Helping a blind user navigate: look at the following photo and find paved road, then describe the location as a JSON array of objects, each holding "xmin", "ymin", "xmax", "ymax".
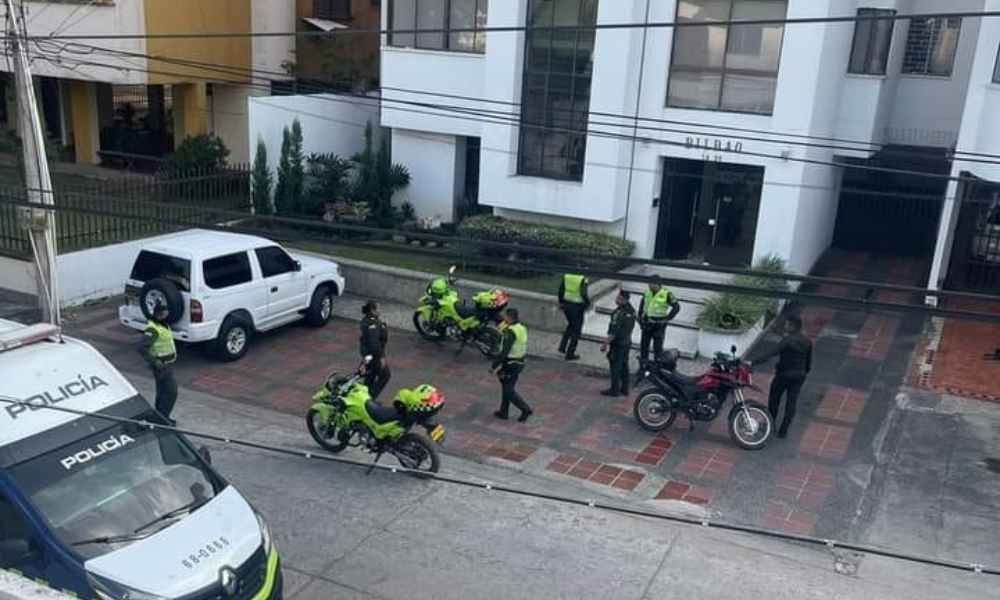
[{"xmin": 121, "ymin": 375, "xmax": 995, "ymax": 600}]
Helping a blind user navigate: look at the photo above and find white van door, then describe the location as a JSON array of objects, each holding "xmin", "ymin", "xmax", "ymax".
[{"xmin": 254, "ymin": 246, "xmax": 308, "ymax": 322}]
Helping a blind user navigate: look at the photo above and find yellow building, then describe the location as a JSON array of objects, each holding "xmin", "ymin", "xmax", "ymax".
[{"xmin": 5, "ymin": 1, "xmax": 295, "ymax": 165}]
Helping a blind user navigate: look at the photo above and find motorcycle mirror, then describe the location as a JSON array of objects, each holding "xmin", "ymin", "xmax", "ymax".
[
  {"xmin": 730, "ymin": 345, "xmax": 738, "ymax": 355},
  {"xmin": 363, "ymin": 355, "xmax": 373, "ymax": 364},
  {"xmin": 448, "ymin": 266, "xmax": 457, "ymax": 275}
]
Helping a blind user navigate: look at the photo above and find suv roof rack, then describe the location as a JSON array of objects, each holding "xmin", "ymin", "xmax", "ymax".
[{"xmin": 0, "ymin": 323, "xmax": 61, "ymax": 353}]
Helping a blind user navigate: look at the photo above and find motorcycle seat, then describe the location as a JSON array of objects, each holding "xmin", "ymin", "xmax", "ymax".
[
  {"xmin": 366, "ymin": 400, "xmax": 400, "ymax": 424},
  {"xmin": 455, "ymin": 301, "xmax": 476, "ymax": 319},
  {"xmin": 665, "ymin": 371, "xmax": 701, "ymax": 388}
]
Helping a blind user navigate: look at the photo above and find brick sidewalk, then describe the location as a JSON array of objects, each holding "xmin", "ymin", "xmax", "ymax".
[{"xmin": 64, "ymin": 250, "xmax": 930, "ymax": 540}]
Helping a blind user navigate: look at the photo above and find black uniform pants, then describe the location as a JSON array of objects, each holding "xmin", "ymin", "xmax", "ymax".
[
  {"xmin": 364, "ymin": 357, "xmax": 391, "ymax": 400},
  {"xmin": 639, "ymin": 320, "xmax": 667, "ymax": 362},
  {"xmin": 153, "ymin": 365, "xmax": 178, "ymax": 421},
  {"xmin": 497, "ymin": 361, "xmax": 530, "ymax": 417},
  {"xmin": 608, "ymin": 345, "xmax": 630, "ymax": 395},
  {"xmin": 768, "ymin": 374, "xmax": 805, "ymax": 435},
  {"xmin": 559, "ymin": 303, "xmax": 585, "ymax": 356}
]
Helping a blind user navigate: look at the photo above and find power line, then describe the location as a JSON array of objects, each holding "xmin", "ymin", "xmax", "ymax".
[
  {"xmin": 7, "ymin": 9, "xmax": 1000, "ymax": 41},
  {"xmin": 0, "ymin": 393, "xmax": 994, "ymax": 576}
]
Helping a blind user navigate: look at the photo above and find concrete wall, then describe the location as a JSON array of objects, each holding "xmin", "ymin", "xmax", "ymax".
[
  {"xmin": 391, "ymin": 129, "xmax": 462, "ymax": 222},
  {"xmin": 252, "ymin": 0, "xmax": 296, "ymax": 77},
  {"xmin": 0, "ymin": 570, "xmax": 73, "ymax": 600},
  {"xmin": 211, "ymin": 84, "xmax": 263, "ymax": 164},
  {"xmin": 247, "ymin": 93, "xmax": 380, "ymax": 185},
  {"xmin": 144, "ymin": 0, "xmax": 252, "ymax": 85}
]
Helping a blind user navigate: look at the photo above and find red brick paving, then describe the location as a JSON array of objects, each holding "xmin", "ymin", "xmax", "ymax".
[
  {"xmin": 674, "ymin": 442, "xmax": 738, "ymax": 483},
  {"xmin": 801, "ymin": 306, "xmax": 836, "ymax": 338},
  {"xmin": 545, "ymin": 454, "xmax": 645, "ymax": 491},
  {"xmin": 848, "ymin": 314, "xmax": 899, "ymax": 361},
  {"xmin": 798, "ymin": 423, "xmax": 853, "ymax": 460},
  {"xmin": 655, "ymin": 480, "xmax": 714, "ymax": 505},
  {"xmin": 762, "ymin": 500, "xmax": 818, "ymax": 536},
  {"xmin": 916, "ymin": 300, "xmax": 1000, "ymax": 401},
  {"xmin": 815, "ymin": 386, "xmax": 867, "ymax": 424},
  {"xmin": 773, "ymin": 462, "xmax": 835, "ymax": 511}
]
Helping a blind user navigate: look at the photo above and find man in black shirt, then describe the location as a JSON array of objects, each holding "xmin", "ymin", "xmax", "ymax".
[
  {"xmin": 359, "ymin": 300, "xmax": 391, "ymax": 399},
  {"xmin": 601, "ymin": 291, "xmax": 636, "ymax": 397},
  {"xmin": 749, "ymin": 314, "xmax": 813, "ymax": 438}
]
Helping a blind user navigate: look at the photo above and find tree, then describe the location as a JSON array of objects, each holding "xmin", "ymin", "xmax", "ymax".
[
  {"xmin": 352, "ymin": 122, "xmax": 410, "ymax": 227},
  {"xmin": 303, "ymin": 153, "xmax": 352, "ymax": 217},
  {"xmin": 160, "ymin": 134, "xmax": 229, "ymax": 174},
  {"xmin": 251, "ymin": 138, "xmax": 273, "ymax": 216},
  {"xmin": 288, "ymin": 119, "xmax": 305, "ymax": 214},
  {"xmin": 274, "ymin": 127, "xmax": 292, "ymax": 215}
]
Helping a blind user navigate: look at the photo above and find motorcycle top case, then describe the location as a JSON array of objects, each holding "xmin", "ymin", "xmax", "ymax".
[
  {"xmin": 473, "ymin": 289, "xmax": 509, "ymax": 310},
  {"xmin": 394, "ymin": 385, "xmax": 445, "ymax": 415}
]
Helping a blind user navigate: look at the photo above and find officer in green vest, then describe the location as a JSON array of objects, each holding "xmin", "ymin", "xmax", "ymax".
[
  {"xmin": 491, "ymin": 308, "xmax": 533, "ymax": 422},
  {"xmin": 638, "ymin": 279, "xmax": 681, "ymax": 367},
  {"xmin": 558, "ymin": 272, "xmax": 590, "ymax": 360},
  {"xmin": 138, "ymin": 303, "xmax": 178, "ymax": 425}
]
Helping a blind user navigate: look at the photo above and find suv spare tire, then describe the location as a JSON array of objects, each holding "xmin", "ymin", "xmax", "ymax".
[{"xmin": 139, "ymin": 278, "xmax": 185, "ymax": 325}]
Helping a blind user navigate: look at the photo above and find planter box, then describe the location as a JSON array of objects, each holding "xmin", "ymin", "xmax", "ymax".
[{"xmin": 697, "ymin": 317, "xmax": 764, "ymax": 358}]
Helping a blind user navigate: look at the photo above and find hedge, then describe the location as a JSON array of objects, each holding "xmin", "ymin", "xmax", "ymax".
[{"xmin": 457, "ymin": 215, "xmax": 634, "ymax": 263}]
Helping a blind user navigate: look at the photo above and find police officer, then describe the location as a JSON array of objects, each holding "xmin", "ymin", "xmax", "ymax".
[
  {"xmin": 359, "ymin": 300, "xmax": 391, "ymax": 400},
  {"xmin": 138, "ymin": 303, "xmax": 178, "ymax": 425},
  {"xmin": 601, "ymin": 290, "xmax": 636, "ymax": 397},
  {"xmin": 557, "ymin": 272, "xmax": 589, "ymax": 361},
  {"xmin": 491, "ymin": 308, "xmax": 532, "ymax": 422},
  {"xmin": 638, "ymin": 279, "xmax": 681, "ymax": 366}
]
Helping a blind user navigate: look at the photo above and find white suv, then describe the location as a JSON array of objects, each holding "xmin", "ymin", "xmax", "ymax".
[{"xmin": 118, "ymin": 229, "xmax": 345, "ymax": 361}]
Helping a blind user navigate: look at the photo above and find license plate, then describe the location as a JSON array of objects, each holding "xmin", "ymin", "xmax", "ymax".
[{"xmin": 429, "ymin": 424, "xmax": 445, "ymax": 442}]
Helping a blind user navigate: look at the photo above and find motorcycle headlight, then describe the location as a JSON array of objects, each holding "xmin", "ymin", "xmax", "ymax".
[
  {"xmin": 88, "ymin": 573, "xmax": 168, "ymax": 600},
  {"xmin": 256, "ymin": 512, "xmax": 273, "ymax": 555}
]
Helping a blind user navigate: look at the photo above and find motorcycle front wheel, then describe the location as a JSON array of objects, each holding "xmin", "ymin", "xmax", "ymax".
[
  {"xmin": 728, "ymin": 402, "xmax": 772, "ymax": 450},
  {"xmin": 306, "ymin": 408, "xmax": 348, "ymax": 453},
  {"xmin": 393, "ymin": 432, "xmax": 441, "ymax": 476},
  {"xmin": 413, "ymin": 310, "xmax": 446, "ymax": 342},
  {"xmin": 633, "ymin": 388, "xmax": 678, "ymax": 432}
]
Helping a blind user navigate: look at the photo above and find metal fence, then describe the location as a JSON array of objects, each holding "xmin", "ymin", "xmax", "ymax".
[{"xmin": 0, "ymin": 166, "xmax": 251, "ymax": 258}]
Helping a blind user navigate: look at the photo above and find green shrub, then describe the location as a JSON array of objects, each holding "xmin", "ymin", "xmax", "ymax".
[
  {"xmin": 696, "ymin": 255, "xmax": 790, "ymax": 332},
  {"xmin": 457, "ymin": 215, "xmax": 634, "ymax": 263},
  {"xmin": 160, "ymin": 134, "xmax": 229, "ymax": 174},
  {"xmin": 251, "ymin": 138, "xmax": 273, "ymax": 216}
]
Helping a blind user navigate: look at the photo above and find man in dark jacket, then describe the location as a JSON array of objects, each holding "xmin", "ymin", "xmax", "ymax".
[
  {"xmin": 557, "ymin": 273, "xmax": 590, "ymax": 361},
  {"xmin": 359, "ymin": 300, "xmax": 391, "ymax": 399},
  {"xmin": 749, "ymin": 314, "xmax": 813, "ymax": 438},
  {"xmin": 601, "ymin": 290, "xmax": 636, "ymax": 397}
]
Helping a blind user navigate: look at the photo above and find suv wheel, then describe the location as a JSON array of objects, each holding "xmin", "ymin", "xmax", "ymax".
[
  {"xmin": 215, "ymin": 317, "xmax": 251, "ymax": 362},
  {"xmin": 305, "ymin": 286, "xmax": 334, "ymax": 327}
]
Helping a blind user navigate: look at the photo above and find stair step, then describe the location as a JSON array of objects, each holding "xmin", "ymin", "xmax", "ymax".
[{"xmin": 579, "ymin": 333, "xmax": 697, "ymax": 360}]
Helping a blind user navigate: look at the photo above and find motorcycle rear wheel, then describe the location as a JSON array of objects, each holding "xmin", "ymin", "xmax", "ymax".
[
  {"xmin": 633, "ymin": 388, "xmax": 678, "ymax": 432},
  {"xmin": 393, "ymin": 432, "xmax": 441, "ymax": 476},
  {"xmin": 306, "ymin": 408, "xmax": 348, "ymax": 453},
  {"xmin": 475, "ymin": 326, "xmax": 503, "ymax": 357},
  {"xmin": 728, "ymin": 402, "xmax": 772, "ymax": 450},
  {"xmin": 413, "ymin": 311, "xmax": 446, "ymax": 342}
]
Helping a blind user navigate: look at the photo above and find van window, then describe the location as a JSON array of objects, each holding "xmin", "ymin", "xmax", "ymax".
[
  {"xmin": 255, "ymin": 246, "xmax": 297, "ymax": 278},
  {"xmin": 8, "ymin": 423, "xmax": 224, "ymax": 560},
  {"xmin": 0, "ymin": 494, "xmax": 45, "ymax": 575},
  {"xmin": 130, "ymin": 251, "xmax": 191, "ymax": 291},
  {"xmin": 203, "ymin": 252, "xmax": 253, "ymax": 289}
]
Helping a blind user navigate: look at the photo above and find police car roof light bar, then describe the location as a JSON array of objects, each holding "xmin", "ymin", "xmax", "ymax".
[{"xmin": 0, "ymin": 323, "xmax": 61, "ymax": 353}]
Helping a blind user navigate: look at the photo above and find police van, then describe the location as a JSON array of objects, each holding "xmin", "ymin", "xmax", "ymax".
[{"xmin": 0, "ymin": 319, "xmax": 282, "ymax": 599}]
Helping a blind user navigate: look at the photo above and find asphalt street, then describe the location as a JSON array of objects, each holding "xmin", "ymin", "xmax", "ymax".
[{"xmin": 126, "ymin": 375, "xmax": 995, "ymax": 600}]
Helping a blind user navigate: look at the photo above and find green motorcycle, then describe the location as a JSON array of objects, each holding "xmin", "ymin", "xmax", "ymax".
[
  {"xmin": 412, "ymin": 266, "xmax": 507, "ymax": 357},
  {"xmin": 306, "ymin": 358, "xmax": 446, "ymax": 474}
]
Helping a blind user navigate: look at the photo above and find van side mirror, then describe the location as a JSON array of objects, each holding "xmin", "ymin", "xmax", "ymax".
[
  {"xmin": 730, "ymin": 345, "xmax": 738, "ymax": 355},
  {"xmin": 198, "ymin": 446, "xmax": 212, "ymax": 465},
  {"xmin": 294, "ymin": 261, "xmax": 302, "ymax": 272},
  {"xmin": 0, "ymin": 539, "xmax": 37, "ymax": 567}
]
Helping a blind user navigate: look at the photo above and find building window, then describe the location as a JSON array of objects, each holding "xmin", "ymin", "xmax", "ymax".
[
  {"xmin": 517, "ymin": 0, "xmax": 598, "ymax": 181},
  {"xmin": 666, "ymin": 0, "xmax": 788, "ymax": 115},
  {"xmin": 314, "ymin": 0, "xmax": 352, "ymax": 20},
  {"xmin": 848, "ymin": 8, "xmax": 895, "ymax": 75},
  {"xmin": 994, "ymin": 44, "xmax": 1000, "ymax": 83},
  {"xmin": 902, "ymin": 17, "xmax": 962, "ymax": 76},
  {"xmin": 388, "ymin": 0, "xmax": 488, "ymax": 53}
]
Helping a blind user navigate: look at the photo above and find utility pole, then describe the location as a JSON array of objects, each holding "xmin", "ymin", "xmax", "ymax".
[{"xmin": 6, "ymin": 0, "xmax": 60, "ymax": 326}]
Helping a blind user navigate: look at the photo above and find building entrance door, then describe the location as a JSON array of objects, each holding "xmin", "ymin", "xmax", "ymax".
[{"xmin": 655, "ymin": 158, "xmax": 763, "ymax": 267}]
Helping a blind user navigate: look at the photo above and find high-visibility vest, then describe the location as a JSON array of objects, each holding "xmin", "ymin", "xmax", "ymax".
[
  {"xmin": 146, "ymin": 321, "xmax": 177, "ymax": 361},
  {"xmin": 643, "ymin": 289, "xmax": 673, "ymax": 319},
  {"xmin": 504, "ymin": 322, "xmax": 528, "ymax": 359},
  {"xmin": 563, "ymin": 274, "xmax": 585, "ymax": 304}
]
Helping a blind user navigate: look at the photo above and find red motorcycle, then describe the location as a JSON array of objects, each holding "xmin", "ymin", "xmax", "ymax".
[{"xmin": 633, "ymin": 346, "xmax": 773, "ymax": 450}]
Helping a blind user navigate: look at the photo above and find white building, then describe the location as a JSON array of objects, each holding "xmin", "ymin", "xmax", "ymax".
[{"xmin": 380, "ymin": 0, "xmax": 1000, "ymax": 294}]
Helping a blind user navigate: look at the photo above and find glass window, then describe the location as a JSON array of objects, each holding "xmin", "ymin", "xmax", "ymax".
[
  {"xmin": 994, "ymin": 44, "xmax": 1000, "ymax": 84},
  {"xmin": 9, "ymin": 423, "xmax": 224, "ymax": 560},
  {"xmin": 666, "ymin": 0, "xmax": 788, "ymax": 115},
  {"xmin": 517, "ymin": 0, "xmax": 598, "ymax": 181},
  {"xmin": 389, "ymin": 0, "xmax": 488, "ymax": 53},
  {"xmin": 255, "ymin": 246, "xmax": 298, "ymax": 278},
  {"xmin": 203, "ymin": 252, "xmax": 253, "ymax": 290},
  {"xmin": 314, "ymin": 0, "xmax": 352, "ymax": 20},
  {"xmin": 902, "ymin": 17, "xmax": 962, "ymax": 77},
  {"xmin": 849, "ymin": 9, "xmax": 895, "ymax": 75},
  {"xmin": 129, "ymin": 251, "xmax": 191, "ymax": 291}
]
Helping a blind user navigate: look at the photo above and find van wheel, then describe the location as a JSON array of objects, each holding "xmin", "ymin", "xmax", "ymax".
[
  {"xmin": 305, "ymin": 286, "xmax": 334, "ymax": 326},
  {"xmin": 215, "ymin": 317, "xmax": 251, "ymax": 362}
]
